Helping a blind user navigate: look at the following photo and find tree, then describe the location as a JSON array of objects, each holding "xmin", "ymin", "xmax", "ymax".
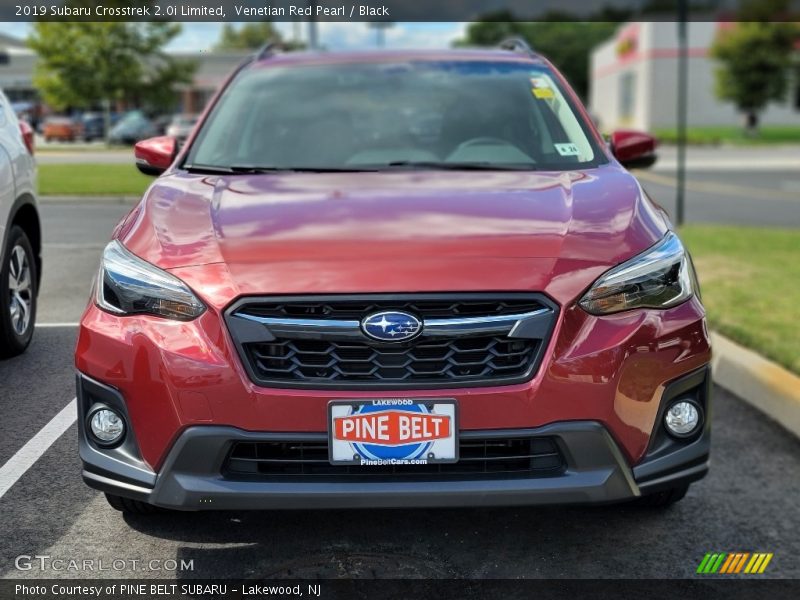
[
  {"xmin": 215, "ymin": 23, "xmax": 305, "ymax": 51},
  {"xmin": 454, "ymin": 16, "xmax": 618, "ymax": 100},
  {"xmin": 710, "ymin": 21, "xmax": 798, "ymax": 134},
  {"xmin": 28, "ymin": 21, "xmax": 196, "ymax": 117}
]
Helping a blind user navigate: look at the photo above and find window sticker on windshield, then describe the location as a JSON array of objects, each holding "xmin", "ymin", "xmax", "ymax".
[
  {"xmin": 555, "ymin": 143, "xmax": 580, "ymax": 156},
  {"xmin": 530, "ymin": 76, "xmax": 555, "ymax": 99}
]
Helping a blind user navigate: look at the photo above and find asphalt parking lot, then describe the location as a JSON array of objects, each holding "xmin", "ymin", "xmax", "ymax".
[
  {"xmin": 1, "ymin": 198, "xmax": 799, "ymax": 580},
  {"xmin": 638, "ymin": 169, "xmax": 800, "ymax": 228}
]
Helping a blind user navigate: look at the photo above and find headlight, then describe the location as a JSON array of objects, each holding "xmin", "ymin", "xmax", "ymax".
[
  {"xmin": 579, "ymin": 232, "xmax": 696, "ymax": 315},
  {"xmin": 95, "ymin": 240, "xmax": 205, "ymax": 320}
]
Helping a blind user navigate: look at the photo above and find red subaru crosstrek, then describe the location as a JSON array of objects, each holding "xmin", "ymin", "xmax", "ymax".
[{"xmin": 76, "ymin": 41, "xmax": 711, "ymax": 515}]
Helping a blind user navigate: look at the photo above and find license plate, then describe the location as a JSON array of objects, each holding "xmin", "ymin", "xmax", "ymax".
[{"xmin": 328, "ymin": 399, "xmax": 458, "ymax": 466}]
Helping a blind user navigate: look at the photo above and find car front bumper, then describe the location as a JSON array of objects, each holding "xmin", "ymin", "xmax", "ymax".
[{"xmin": 78, "ymin": 368, "xmax": 711, "ymax": 511}]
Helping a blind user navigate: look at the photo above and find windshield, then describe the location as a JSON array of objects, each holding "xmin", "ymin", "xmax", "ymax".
[{"xmin": 186, "ymin": 60, "xmax": 606, "ymax": 172}]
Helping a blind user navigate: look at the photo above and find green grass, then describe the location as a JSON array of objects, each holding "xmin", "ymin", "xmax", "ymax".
[
  {"xmin": 680, "ymin": 225, "xmax": 800, "ymax": 374},
  {"xmin": 36, "ymin": 145, "xmax": 130, "ymax": 153},
  {"xmin": 654, "ymin": 126, "xmax": 800, "ymax": 146},
  {"xmin": 38, "ymin": 163, "xmax": 151, "ymax": 196}
]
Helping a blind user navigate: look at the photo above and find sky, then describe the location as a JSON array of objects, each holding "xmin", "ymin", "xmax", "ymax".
[{"xmin": 0, "ymin": 22, "xmax": 468, "ymax": 51}]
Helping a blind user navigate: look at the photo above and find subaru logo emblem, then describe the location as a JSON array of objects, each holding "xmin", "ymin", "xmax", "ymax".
[{"xmin": 361, "ymin": 311, "xmax": 422, "ymax": 342}]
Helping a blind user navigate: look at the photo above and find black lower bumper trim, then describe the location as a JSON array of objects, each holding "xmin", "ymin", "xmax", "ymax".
[
  {"xmin": 633, "ymin": 366, "xmax": 712, "ymax": 494},
  {"xmin": 84, "ymin": 421, "xmax": 643, "ymax": 510}
]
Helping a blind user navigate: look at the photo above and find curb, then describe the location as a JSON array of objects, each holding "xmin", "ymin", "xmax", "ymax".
[
  {"xmin": 39, "ymin": 195, "xmax": 139, "ymax": 205},
  {"xmin": 711, "ymin": 332, "xmax": 800, "ymax": 439}
]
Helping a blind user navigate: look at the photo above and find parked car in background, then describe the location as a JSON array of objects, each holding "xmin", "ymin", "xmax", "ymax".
[
  {"xmin": 0, "ymin": 90, "xmax": 39, "ymax": 358},
  {"xmin": 42, "ymin": 116, "xmax": 83, "ymax": 142},
  {"xmin": 11, "ymin": 101, "xmax": 44, "ymax": 132},
  {"xmin": 108, "ymin": 111, "xmax": 158, "ymax": 145},
  {"xmin": 165, "ymin": 114, "xmax": 199, "ymax": 142},
  {"xmin": 153, "ymin": 114, "xmax": 172, "ymax": 136},
  {"xmin": 81, "ymin": 112, "xmax": 106, "ymax": 142},
  {"xmin": 79, "ymin": 43, "xmax": 709, "ymax": 517}
]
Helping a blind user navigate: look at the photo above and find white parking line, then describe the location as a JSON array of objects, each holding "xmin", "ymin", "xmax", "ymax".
[
  {"xmin": 35, "ymin": 323, "xmax": 80, "ymax": 328},
  {"xmin": 0, "ymin": 399, "xmax": 77, "ymax": 500}
]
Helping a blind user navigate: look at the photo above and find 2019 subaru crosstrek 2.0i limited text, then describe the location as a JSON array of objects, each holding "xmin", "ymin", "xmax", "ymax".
[{"xmin": 76, "ymin": 44, "xmax": 711, "ymax": 515}]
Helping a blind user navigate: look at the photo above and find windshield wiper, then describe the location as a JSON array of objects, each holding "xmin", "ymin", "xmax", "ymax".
[
  {"xmin": 182, "ymin": 164, "xmax": 237, "ymax": 174},
  {"xmin": 184, "ymin": 162, "xmax": 537, "ymax": 174},
  {"xmin": 183, "ymin": 164, "xmax": 378, "ymax": 174},
  {"xmin": 380, "ymin": 161, "xmax": 538, "ymax": 171},
  {"xmin": 183, "ymin": 164, "xmax": 299, "ymax": 174}
]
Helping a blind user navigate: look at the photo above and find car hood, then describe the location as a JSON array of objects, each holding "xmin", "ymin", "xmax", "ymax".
[{"xmin": 118, "ymin": 166, "xmax": 669, "ymax": 308}]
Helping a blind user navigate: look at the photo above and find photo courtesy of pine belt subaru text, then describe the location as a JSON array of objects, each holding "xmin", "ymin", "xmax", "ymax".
[{"xmin": 75, "ymin": 39, "xmax": 711, "ymax": 515}]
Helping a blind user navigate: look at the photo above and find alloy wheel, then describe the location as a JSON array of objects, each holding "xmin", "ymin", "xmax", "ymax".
[{"xmin": 7, "ymin": 244, "xmax": 33, "ymax": 335}]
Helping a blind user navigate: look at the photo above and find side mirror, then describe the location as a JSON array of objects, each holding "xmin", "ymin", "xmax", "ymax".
[
  {"xmin": 610, "ymin": 129, "xmax": 658, "ymax": 169},
  {"xmin": 134, "ymin": 136, "xmax": 177, "ymax": 176}
]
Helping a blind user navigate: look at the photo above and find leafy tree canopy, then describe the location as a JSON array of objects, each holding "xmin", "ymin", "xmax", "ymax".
[
  {"xmin": 215, "ymin": 22, "xmax": 305, "ymax": 51},
  {"xmin": 710, "ymin": 0, "xmax": 798, "ymax": 123},
  {"xmin": 28, "ymin": 20, "xmax": 196, "ymax": 112}
]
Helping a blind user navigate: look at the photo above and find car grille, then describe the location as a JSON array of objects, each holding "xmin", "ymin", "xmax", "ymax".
[
  {"xmin": 223, "ymin": 436, "xmax": 566, "ymax": 481},
  {"xmin": 225, "ymin": 294, "xmax": 558, "ymax": 390},
  {"xmin": 245, "ymin": 336, "xmax": 537, "ymax": 384}
]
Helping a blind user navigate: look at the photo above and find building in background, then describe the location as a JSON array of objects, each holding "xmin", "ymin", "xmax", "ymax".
[
  {"xmin": 0, "ymin": 33, "xmax": 36, "ymax": 104},
  {"xmin": 590, "ymin": 22, "xmax": 800, "ymax": 131}
]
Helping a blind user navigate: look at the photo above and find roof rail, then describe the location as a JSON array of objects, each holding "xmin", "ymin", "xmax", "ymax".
[
  {"xmin": 498, "ymin": 37, "xmax": 535, "ymax": 56},
  {"xmin": 255, "ymin": 41, "xmax": 284, "ymax": 61}
]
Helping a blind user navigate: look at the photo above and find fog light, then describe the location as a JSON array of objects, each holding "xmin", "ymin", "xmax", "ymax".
[
  {"xmin": 89, "ymin": 409, "xmax": 125, "ymax": 445},
  {"xmin": 664, "ymin": 401, "xmax": 701, "ymax": 437}
]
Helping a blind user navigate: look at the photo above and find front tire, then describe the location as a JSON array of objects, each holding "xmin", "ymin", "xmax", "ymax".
[
  {"xmin": 0, "ymin": 226, "xmax": 37, "ymax": 358},
  {"xmin": 105, "ymin": 493, "xmax": 163, "ymax": 515},
  {"xmin": 634, "ymin": 484, "xmax": 689, "ymax": 508}
]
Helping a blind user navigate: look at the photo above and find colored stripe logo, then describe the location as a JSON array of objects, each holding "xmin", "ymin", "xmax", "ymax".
[{"xmin": 696, "ymin": 552, "xmax": 773, "ymax": 574}]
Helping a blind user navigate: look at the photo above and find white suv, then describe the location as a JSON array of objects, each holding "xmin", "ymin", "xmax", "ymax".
[{"xmin": 0, "ymin": 90, "xmax": 39, "ymax": 357}]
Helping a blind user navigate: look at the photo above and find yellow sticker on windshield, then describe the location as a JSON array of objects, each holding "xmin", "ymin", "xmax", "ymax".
[{"xmin": 532, "ymin": 87, "xmax": 554, "ymax": 99}]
